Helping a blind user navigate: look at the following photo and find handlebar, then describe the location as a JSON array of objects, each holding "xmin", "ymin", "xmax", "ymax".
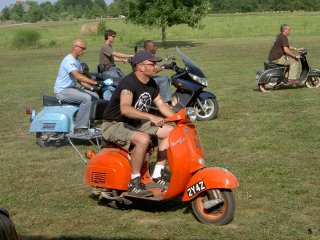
[{"xmin": 299, "ymin": 48, "xmax": 307, "ymax": 56}]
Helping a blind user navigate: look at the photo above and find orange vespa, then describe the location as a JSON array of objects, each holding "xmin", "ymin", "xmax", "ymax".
[{"xmin": 84, "ymin": 108, "xmax": 239, "ymax": 225}]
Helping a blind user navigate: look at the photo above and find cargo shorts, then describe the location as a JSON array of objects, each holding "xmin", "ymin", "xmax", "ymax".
[{"xmin": 101, "ymin": 120, "xmax": 159, "ymax": 151}]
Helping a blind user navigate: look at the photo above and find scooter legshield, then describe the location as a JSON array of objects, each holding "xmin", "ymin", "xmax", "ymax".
[
  {"xmin": 83, "ymin": 148, "xmax": 131, "ymax": 190},
  {"xmin": 182, "ymin": 167, "xmax": 239, "ymax": 201}
]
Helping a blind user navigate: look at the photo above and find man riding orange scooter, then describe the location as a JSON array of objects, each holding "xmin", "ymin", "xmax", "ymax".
[{"xmin": 101, "ymin": 50, "xmax": 175, "ymax": 197}]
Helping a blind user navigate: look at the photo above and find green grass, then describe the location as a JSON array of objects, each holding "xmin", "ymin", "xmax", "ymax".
[{"xmin": 0, "ymin": 13, "xmax": 320, "ymax": 239}]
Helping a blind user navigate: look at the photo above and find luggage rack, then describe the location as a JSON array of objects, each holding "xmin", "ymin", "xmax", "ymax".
[{"xmin": 67, "ymin": 100, "xmax": 109, "ymax": 163}]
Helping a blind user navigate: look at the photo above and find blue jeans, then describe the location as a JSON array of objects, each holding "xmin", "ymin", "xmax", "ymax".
[
  {"xmin": 154, "ymin": 75, "xmax": 171, "ymax": 102},
  {"xmin": 99, "ymin": 66, "xmax": 125, "ymax": 79},
  {"xmin": 56, "ymin": 88, "xmax": 99, "ymax": 128}
]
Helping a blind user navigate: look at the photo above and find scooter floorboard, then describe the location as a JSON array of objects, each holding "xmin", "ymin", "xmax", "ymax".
[{"xmin": 123, "ymin": 192, "xmax": 166, "ymax": 201}]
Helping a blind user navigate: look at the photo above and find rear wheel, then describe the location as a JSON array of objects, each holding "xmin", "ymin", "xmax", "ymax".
[
  {"xmin": 191, "ymin": 189, "xmax": 235, "ymax": 225},
  {"xmin": 193, "ymin": 98, "xmax": 218, "ymax": 121},
  {"xmin": 306, "ymin": 76, "xmax": 320, "ymax": 88},
  {"xmin": 36, "ymin": 132, "xmax": 65, "ymax": 147},
  {"xmin": 259, "ymin": 83, "xmax": 275, "ymax": 92}
]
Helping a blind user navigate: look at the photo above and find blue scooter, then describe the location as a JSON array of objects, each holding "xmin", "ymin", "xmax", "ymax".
[
  {"xmin": 26, "ymin": 96, "xmax": 108, "ymax": 148},
  {"xmin": 25, "ymin": 75, "xmax": 119, "ymax": 147}
]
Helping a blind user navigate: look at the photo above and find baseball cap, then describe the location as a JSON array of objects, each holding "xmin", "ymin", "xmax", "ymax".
[{"xmin": 131, "ymin": 50, "xmax": 162, "ymax": 65}]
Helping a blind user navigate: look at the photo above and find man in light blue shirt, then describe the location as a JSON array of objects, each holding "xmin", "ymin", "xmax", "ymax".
[{"xmin": 54, "ymin": 39, "xmax": 99, "ymax": 133}]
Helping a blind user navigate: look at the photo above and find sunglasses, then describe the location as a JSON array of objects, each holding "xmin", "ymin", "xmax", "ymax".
[
  {"xmin": 140, "ymin": 63, "xmax": 158, "ymax": 67},
  {"xmin": 110, "ymin": 35, "xmax": 116, "ymax": 38},
  {"xmin": 0, "ymin": 208, "xmax": 10, "ymax": 218},
  {"xmin": 75, "ymin": 45, "xmax": 86, "ymax": 50}
]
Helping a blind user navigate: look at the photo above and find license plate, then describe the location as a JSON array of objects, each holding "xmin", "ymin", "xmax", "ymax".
[{"xmin": 186, "ymin": 180, "xmax": 206, "ymax": 197}]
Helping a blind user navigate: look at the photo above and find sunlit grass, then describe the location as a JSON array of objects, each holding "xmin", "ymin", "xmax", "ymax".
[{"xmin": 0, "ymin": 12, "xmax": 320, "ymax": 240}]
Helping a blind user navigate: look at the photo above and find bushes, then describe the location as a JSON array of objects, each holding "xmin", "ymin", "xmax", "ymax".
[
  {"xmin": 97, "ymin": 20, "xmax": 107, "ymax": 35},
  {"xmin": 11, "ymin": 29, "xmax": 41, "ymax": 49}
]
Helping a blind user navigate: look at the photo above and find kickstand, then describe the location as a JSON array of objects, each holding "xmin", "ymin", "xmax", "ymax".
[{"xmin": 67, "ymin": 137, "xmax": 87, "ymax": 164}]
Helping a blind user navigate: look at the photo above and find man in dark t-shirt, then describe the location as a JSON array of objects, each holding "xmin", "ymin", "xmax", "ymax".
[
  {"xmin": 268, "ymin": 24, "xmax": 303, "ymax": 83},
  {"xmin": 102, "ymin": 50, "xmax": 175, "ymax": 197}
]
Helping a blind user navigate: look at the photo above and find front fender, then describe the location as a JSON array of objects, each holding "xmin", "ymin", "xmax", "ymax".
[
  {"xmin": 182, "ymin": 167, "xmax": 239, "ymax": 201},
  {"xmin": 198, "ymin": 91, "xmax": 216, "ymax": 101}
]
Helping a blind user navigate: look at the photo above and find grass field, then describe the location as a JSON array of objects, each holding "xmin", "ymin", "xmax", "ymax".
[{"xmin": 0, "ymin": 12, "xmax": 320, "ymax": 239}]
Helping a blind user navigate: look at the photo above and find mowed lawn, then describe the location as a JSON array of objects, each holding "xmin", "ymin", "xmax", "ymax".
[{"xmin": 0, "ymin": 12, "xmax": 319, "ymax": 239}]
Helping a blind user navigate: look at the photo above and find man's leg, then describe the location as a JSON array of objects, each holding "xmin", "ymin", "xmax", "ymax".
[
  {"xmin": 130, "ymin": 131, "xmax": 151, "ymax": 175},
  {"xmin": 56, "ymin": 88, "xmax": 99, "ymax": 128},
  {"xmin": 273, "ymin": 56, "xmax": 299, "ymax": 80},
  {"xmin": 154, "ymin": 76, "xmax": 172, "ymax": 103},
  {"xmin": 101, "ymin": 122, "xmax": 153, "ymax": 196},
  {"xmin": 288, "ymin": 58, "xmax": 299, "ymax": 80},
  {"xmin": 152, "ymin": 124, "xmax": 174, "ymax": 180}
]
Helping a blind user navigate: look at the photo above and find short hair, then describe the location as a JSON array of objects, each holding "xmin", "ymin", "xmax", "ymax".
[
  {"xmin": 144, "ymin": 40, "xmax": 155, "ymax": 49},
  {"xmin": 280, "ymin": 24, "xmax": 289, "ymax": 32},
  {"xmin": 104, "ymin": 29, "xmax": 116, "ymax": 40}
]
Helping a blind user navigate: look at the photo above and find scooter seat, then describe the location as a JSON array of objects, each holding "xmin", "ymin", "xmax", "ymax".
[
  {"xmin": 89, "ymin": 100, "xmax": 109, "ymax": 120},
  {"xmin": 43, "ymin": 95, "xmax": 79, "ymax": 106},
  {"xmin": 264, "ymin": 62, "xmax": 285, "ymax": 70}
]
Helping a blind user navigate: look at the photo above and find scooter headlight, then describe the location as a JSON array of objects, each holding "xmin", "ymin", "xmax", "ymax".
[
  {"xmin": 199, "ymin": 158, "xmax": 206, "ymax": 165},
  {"xmin": 185, "ymin": 107, "xmax": 197, "ymax": 122},
  {"xmin": 188, "ymin": 73, "xmax": 208, "ymax": 86}
]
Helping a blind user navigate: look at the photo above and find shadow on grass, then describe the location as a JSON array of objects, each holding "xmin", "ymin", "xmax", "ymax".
[
  {"xmin": 253, "ymin": 84, "xmax": 307, "ymax": 92},
  {"xmin": 90, "ymin": 193, "xmax": 191, "ymax": 215},
  {"xmin": 20, "ymin": 236, "xmax": 172, "ymax": 240},
  {"xmin": 132, "ymin": 40, "xmax": 204, "ymax": 51}
]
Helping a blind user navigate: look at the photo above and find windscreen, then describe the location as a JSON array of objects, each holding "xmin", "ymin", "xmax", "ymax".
[{"xmin": 176, "ymin": 47, "xmax": 206, "ymax": 78}]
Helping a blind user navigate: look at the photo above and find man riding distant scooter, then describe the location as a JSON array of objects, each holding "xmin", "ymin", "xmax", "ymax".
[
  {"xmin": 268, "ymin": 24, "xmax": 304, "ymax": 84},
  {"xmin": 144, "ymin": 40, "xmax": 173, "ymax": 106}
]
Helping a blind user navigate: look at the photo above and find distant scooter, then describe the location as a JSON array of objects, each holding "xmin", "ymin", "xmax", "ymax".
[
  {"xmin": 163, "ymin": 47, "xmax": 218, "ymax": 121},
  {"xmin": 26, "ymin": 96, "xmax": 108, "ymax": 147},
  {"xmin": 256, "ymin": 49, "xmax": 320, "ymax": 92},
  {"xmin": 83, "ymin": 108, "xmax": 239, "ymax": 224}
]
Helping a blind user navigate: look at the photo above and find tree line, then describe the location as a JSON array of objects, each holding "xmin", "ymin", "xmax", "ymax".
[
  {"xmin": 0, "ymin": 0, "xmax": 107, "ymax": 22},
  {"xmin": 1, "ymin": 0, "xmax": 320, "ymax": 23},
  {"xmin": 210, "ymin": 0, "xmax": 320, "ymax": 13}
]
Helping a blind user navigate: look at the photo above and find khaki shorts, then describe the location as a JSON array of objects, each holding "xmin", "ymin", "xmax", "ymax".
[{"xmin": 101, "ymin": 120, "xmax": 159, "ymax": 151}]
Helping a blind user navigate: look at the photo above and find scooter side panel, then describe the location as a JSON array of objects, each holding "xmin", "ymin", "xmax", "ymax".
[
  {"xmin": 30, "ymin": 106, "xmax": 78, "ymax": 133},
  {"xmin": 181, "ymin": 167, "xmax": 239, "ymax": 201},
  {"xmin": 83, "ymin": 149, "xmax": 131, "ymax": 190},
  {"xmin": 258, "ymin": 68, "xmax": 285, "ymax": 84},
  {"xmin": 175, "ymin": 78, "xmax": 203, "ymax": 92}
]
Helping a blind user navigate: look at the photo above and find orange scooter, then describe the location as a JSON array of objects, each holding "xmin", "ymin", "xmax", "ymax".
[{"xmin": 84, "ymin": 108, "xmax": 239, "ymax": 225}]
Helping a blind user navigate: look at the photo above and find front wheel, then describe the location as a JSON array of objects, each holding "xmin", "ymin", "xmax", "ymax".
[
  {"xmin": 191, "ymin": 189, "xmax": 235, "ymax": 225},
  {"xmin": 306, "ymin": 76, "xmax": 320, "ymax": 88},
  {"xmin": 193, "ymin": 98, "xmax": 218, "ymax": 121}
]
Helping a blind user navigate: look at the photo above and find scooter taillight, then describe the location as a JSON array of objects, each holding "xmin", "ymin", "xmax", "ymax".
[
  {"xmin": 25, "ymin": 108, "xmax": 32, "ymax": 115},
  {"xmin": 85, "ymin": 150, "xmax": 96, "ymax": 159}
]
